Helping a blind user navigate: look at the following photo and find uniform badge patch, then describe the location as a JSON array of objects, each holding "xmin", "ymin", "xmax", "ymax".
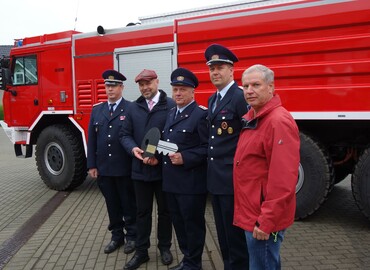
[{"xmin": 221, "ymin": 121, "xmax": 228, "ymax": 130}]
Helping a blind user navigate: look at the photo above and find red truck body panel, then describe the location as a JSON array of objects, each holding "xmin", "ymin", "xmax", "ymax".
[{"xmin": 175, "ymin": 0, "xmax": 370, "ymax": 113}]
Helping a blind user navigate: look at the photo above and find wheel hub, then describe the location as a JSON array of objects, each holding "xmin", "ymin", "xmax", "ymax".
[
  {"xmin": 44, "ymin": 142, "xmax": 65, "ymax": 175},
  {"xmin": 296, "ymin": 163, "xmax": 304, "ymax": 193}
]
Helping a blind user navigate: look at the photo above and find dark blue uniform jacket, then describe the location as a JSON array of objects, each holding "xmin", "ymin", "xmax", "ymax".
[
  {"xmin": 87, "ymin": 99, "xmax": 132, "ymax": 177},
  {"xmin": 207, "ymin": 82, "xmax": 248, "ymax": 194},
  {"xmin": 162, "ymin": 102, "xmax": 209, "ymax": 194},
  {"xmin": 120, "ymin": 90, "xmax": 176, "ymax": 181}
]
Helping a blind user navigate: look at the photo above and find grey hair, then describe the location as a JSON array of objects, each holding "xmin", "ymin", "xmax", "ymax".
[{"xmin": 242, "ymin": 64, "xmax": 274, "ymax": 84}]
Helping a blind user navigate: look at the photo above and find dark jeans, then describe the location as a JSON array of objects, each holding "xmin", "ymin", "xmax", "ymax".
[
  {"xmin": 133, "ymin": 180, "xmax": 172, "ymax": 254},
  {"xmin": 245, "ymin": 230, "xmax": 285, "ymax": 270},
  {"xmin": 97, "ymin": 175, "xmax": 137, "ymax": 242}
]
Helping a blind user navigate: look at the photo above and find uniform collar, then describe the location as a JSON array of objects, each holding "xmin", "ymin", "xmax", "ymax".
[
  {"xmin": 177, "ymin": 100, "xmax": 194, "ymax": 113},
  {"xmin": 108, "ymin": 97, "xmax": 123, "ymax": 106},
  {"xmin": 217, "ymin": 80, "xmax": 235, "ymax": 99}
]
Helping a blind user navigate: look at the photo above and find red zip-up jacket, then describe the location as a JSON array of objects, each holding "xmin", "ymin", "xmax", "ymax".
[{"xmin": 233, "ymin": 94, "xmax": 300, "ymax": 234}]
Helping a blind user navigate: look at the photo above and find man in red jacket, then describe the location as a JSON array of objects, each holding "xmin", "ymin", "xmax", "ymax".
[{"xmin": 233, "ymin": 64, "xmax": 300, "ymax": 269}]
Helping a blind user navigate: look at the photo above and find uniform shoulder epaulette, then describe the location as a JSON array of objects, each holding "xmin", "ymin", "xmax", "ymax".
[
  {"xmin": 170, "ymin": 106, "xmax": 176, "ymax": 111},
  {"xmin": 93, "ymin": 101, "xmax": 104, "ymax": 107},
  {"xmin": 198, "ymin": 105, "xmax": 208, "ymax": 110}
]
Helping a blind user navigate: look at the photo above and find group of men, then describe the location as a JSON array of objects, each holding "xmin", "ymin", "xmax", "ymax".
[{"xmin": 87, "ymin": 44, "xmax": 300, "ymax": 270}]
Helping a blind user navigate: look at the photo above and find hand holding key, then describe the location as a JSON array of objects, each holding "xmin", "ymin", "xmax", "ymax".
[
  {"xmin": 141, "ymin": 127, "xmax": 178, "ymax": 157},
  {"xmin": 169, "ymin": 152, "xmax": 183, "ymax": 165}
]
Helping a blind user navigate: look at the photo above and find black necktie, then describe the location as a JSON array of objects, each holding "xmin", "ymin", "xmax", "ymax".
[
  {"xmin": 175, "ymin": 110, "xmax": 180, "ymax": 120},
  {"xmin": 109, "ymin": 103, "xmax": 116, "ymax": 116},
  {"xmin": 216, "ymin": 93, "xmax": 222, "ymax": 106},
  {"xmin": 213, "ymin": 93, "xmax": 221, "ymax": 112}
]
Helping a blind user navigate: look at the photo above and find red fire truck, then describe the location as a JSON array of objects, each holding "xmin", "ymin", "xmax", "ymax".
[{"xmin": 1, "ymin": 0, "xmax": 370, "ymax": 220}]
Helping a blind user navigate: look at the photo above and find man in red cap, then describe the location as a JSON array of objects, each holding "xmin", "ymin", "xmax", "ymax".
[{"xmin": 120, "ymin": 69, "xmax": 175, "ymax": 270}]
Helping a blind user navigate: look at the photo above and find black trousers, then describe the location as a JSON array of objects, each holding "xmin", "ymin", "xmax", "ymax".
[
  {"xmin": 97, "ymin": 175, "xmax": 137, "ymax": 242},
  {"xmin": 133, "ymin": 180, "xmax": 172, "ymax": 254},
  {"xmin": 212, "ymin": 194, "xmax": 249, "ymax": 270},
  {"xmin": 167, "ymin": 193, "xmax": 207, "ymax": 270}
]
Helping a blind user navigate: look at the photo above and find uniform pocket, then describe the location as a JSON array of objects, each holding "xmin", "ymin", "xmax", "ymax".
[
  {"xmin": 176, "ymin": 126, "xmax": 195, "ymax": 143},
  {"xmin": 93, "ymin": 122, "xmax": 103, "ymax": 133}
]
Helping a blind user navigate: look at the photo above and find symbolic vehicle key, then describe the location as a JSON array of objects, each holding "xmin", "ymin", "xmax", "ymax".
[{"xmin": 141, "ymin": 127, "xmax": 178, "ymax": 157}]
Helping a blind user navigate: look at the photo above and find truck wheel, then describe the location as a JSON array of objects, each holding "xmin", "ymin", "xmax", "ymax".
[
  {"xmin": 295, "ymin": 133, "xmax": 334, "ymax": 219},
  {"xmin": 35, "ymin": 124, "xmax": 87, "ymax": 191},
  {"xmin": 351, "ymin": 147, "xmax": 370, "ymax": 219}
]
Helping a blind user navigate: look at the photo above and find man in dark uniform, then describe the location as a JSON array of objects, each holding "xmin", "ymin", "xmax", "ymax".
[
  {"xmin": 162, "ymin": 68, "xmax": 209, "ymax": 270},
  {"xmin": 87, "ymin": 69, "xmax": 137, "ymax": 255},
  {"xmin": 204, "ymin": 44, "xmax": 249, "ymax": 270},
  {"xmin": 120, "ymin": 69, "xmax": 175, "ymax": 270}
]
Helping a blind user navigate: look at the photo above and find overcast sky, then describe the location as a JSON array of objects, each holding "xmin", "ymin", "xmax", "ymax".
[{"xmin": 0, "ymin": 0, "xmax": 237, "ymax": 45}]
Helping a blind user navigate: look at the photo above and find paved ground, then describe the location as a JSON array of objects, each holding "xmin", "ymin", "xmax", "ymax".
[{"xmin": 0, "ymin": 128, "xmax": 370, "ymax": 270}]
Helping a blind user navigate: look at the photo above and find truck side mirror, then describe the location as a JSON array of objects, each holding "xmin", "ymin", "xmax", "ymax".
[
  {"xmin": 1, "ymin": 68, "xmax": 12, "ymax": 90},
  {"xmin": 1, "ymin": 68, "xmax": 17, "ymax": 96}
]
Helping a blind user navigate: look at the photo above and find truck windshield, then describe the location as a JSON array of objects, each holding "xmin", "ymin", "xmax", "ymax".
[{"xmin": 13, "ymin": 55, "xmax": 37, "ymax": 85}]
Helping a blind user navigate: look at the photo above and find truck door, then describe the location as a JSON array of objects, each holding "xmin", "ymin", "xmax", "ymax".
[
  {"xmin": 8, "ymin": 55, "xmax": 40, "ymax": 127},
  {"xmin": 114, "ymin": 42, "xmax": 176, "ymax": 101}
]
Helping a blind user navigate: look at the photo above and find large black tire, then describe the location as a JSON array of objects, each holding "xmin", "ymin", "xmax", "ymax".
[
  {"xmin": 295, "ymin": 133, "xmax": 334, "ymax": 219},
  {"xmin": 35, "ymin": 124, "xmax": 87, "ymax": 191},
  {"xmin": 351, "ymin": 147, "xmax": 370, "ymax": 220}
]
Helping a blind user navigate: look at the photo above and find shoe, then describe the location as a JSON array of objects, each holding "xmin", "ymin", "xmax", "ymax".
[
  {"xmin": 160, "ymin": 249, "xmax": 173, "ymax": 265},
  {"xmin": 169, "ymin": 261, "xmax": 184, "ymax": 270},
  {"xmin": 123, "ymin": 252, "xmax": 150, "ymax": 270},
  {"xmin": 104, "ymin": 240, "xmax": 123, "ymax": 254},
  {"xmin": 123, "ymin": 240, "xmax": 136, "ymax": 254}
]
